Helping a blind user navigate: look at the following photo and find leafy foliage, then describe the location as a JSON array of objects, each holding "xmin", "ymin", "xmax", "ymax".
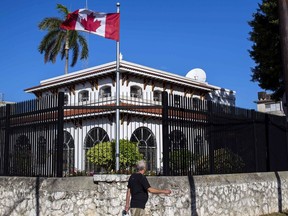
[
  {"xmin": 196, "ymin": 148, "xmax": 245, "ymax": 174},
  {"xmin": 38, "ymin": 4, "xmax": 88, "ymax": 73},
  {"xmin": 86, "ymin": 139, "xmax": 143, "ymax": 173},
  {"xmin": 86, "ymin": 141, "xmax": 114, "ymax": 171},
  {"xmin": 248, "ymin": 0, "xmax": 284, "ymax": 99},
  {"xmin": 118, "ymin": 139, "xmax": 143, "ymax": 170},
  {"xmin": 169, "ymin": 149, "xmax": 194, "ymax": 170}
]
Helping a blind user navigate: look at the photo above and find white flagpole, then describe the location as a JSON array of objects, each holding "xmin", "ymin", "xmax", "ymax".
[{"xmin": 115, "ymin": 2, "xmax": 120, "ymax": 171}]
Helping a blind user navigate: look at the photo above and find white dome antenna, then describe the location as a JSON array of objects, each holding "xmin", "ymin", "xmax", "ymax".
[{"xmin": 186, "ymin": 68, "xmax": 206, "ymax": 82}]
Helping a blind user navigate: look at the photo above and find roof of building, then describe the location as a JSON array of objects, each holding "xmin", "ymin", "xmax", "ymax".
[{"xmin": 25, "ymin": 60, "xmax": 221, "ymax": 94}]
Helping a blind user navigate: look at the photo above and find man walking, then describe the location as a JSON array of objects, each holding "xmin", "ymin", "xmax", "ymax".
[{"xmin": 124, "ymin": 160, "xmax": 171, "ymax": 216}]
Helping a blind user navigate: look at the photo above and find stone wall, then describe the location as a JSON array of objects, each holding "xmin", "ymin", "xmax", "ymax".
[{"xmin": 0, "ymin": 172, "xmax": 287, "ymax": 216}]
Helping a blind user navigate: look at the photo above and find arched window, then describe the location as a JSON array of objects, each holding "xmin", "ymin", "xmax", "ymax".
[
  {"xmin": 130, "ymin": 127, "xmax": 157, "ymax": 171},
  {"xmin": 13, "ymin": 135, "xmax": 32, "ymax": 175},
  {"xmin": 130, "ymin": 86, "xmax": 142, "ymax": 98},
  {"xmin": 78, "ymin": 90, "xmax": 89, "ymax": 102},
  {"xmin": 194, "ymin": 134, "xmax": 204, "ymax": 155},
  {"xmin": 63, "ymin": 131, "xmax": 75, "ymax": 175},
  {"xmin": 84, "ymin": 127, "xmax": 110, "ymax": 172},
  {"xmin": 169, "ymin": 130, "xmax": 186, "ymax": 150},
  {"xmin": 153, "ymin": 90, "xmax": 162, "ymax": 102},
  {"xmin": 99, "ymin": 86, "xmax": 111, "ymax": 98}
]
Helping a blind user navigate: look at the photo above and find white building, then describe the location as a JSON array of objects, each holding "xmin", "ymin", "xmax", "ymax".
[
  {"xmin": 25, "ymin": 60, "xmax": 236, "ymax": 173},
  {"xmin": 255, "ymin": 92, "xmax": 285, "ymax": 116}
]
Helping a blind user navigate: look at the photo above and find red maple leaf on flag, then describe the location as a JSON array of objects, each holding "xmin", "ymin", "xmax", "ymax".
[{"xmin": 80, "ymin": 13, "xmax": 101, "ymax": 32}]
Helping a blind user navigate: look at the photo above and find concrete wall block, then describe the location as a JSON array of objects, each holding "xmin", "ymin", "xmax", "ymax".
[{"xmin": 0, "ymin": 172, "xmax": 288, "ymax": 215}]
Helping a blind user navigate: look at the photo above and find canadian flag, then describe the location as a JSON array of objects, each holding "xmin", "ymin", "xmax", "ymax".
[{"xmin": 60, "ymin": 9, "xmax": 120, "ymax": 41}]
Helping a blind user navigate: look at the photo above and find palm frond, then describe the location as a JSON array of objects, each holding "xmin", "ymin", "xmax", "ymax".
[
  {"xmin": 44, "ymin": 39, "xmax": 57, "ymax": 63},
  {"xmin": 70, "ymin": 42, "xmax": 79, "ymax": 67},
  {"xmin": 38, "ymin": 30, "xmax": 61, "ymax": 53},
  {"xmin": 60, "ymin": 43, "xmax": 66, "ymax": 60},
  {"xmin": 56, "ymin": 4, "xmax": 69, "ymax": 17},
  {"xmin": 50, "ymin": 32, "xmax": 66, "ymax": 61},
  {"xmin": 38, "ymin": 4, "xmax": 89, "ymax": 73},
  {"xmin": 38, "ymin": 17, "xmax": 62, "ymax": 31},
  {"xmin": 39, "ymin": 30, "xmax": 65, "ymax": 64},
  {"xmin": 78, "ymin": 34, "xmax": 89, "ymax": 60},
  {"xmin": 68, "ymin": 31, "xmax": 78, "ymax": 47}
]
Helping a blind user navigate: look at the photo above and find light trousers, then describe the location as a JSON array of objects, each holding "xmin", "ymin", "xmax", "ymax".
[{"xmin": 130, "ymin": 208, "xmax": 147, "ymax": 216}]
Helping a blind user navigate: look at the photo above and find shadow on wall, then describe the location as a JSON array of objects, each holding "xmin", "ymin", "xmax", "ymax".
[
  {"xmin": 188, "ymin": 172, "xmax": 284, "ymax": 216},
  {"xmin": 36, "ymin": 176, "xmax": 40, "ymax": 216},
  {"xmin": 3, "ymin": 176, "xmax": 41, "ymax": 216},
  {"xmin": 188, "ymin": 175, "xmax": 198, "ymax": 216},
  {"xmin": 275, "ymin": 172, "xmax": 283, "ymax": 213}
]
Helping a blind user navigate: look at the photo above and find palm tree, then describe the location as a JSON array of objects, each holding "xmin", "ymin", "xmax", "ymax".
[{"xmin": 38, "ymin": 4, "xmax": 88, "ymax": 74}]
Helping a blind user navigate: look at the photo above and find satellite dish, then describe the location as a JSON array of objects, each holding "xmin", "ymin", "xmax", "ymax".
[{"xmin": 186, "ymin": 68, "xmax": 206, "ymax": 82}]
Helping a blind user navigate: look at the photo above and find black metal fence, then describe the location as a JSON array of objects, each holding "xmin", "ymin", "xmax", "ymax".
[
  {"xmin": 0, "ymin": 92, "xmax": 287, "ymax": 177},
  {"xmin": 0, "ymin": 94, "xmax": 64, "ymax": 177},
  {"xmin": 162, "ymin": 92, "xmax": 288, "ymax": 176}
]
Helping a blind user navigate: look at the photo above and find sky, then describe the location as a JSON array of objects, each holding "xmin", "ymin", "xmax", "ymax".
[{"xmin": 0, "ymin": 0, "xmax": 263, "ymax": 109}]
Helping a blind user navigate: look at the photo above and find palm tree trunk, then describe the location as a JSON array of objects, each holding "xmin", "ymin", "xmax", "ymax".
[{"xmin": 65, "ymin": 35, "xmax": 69, "ymax": 75}]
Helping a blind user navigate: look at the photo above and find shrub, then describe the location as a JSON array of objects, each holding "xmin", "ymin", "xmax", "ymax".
[
  {"xmin": 169, "ymin": 149, "xmax": 197, "ymax": 174},
  {"xmin": 196, "ymin": 148, "xmax": 245, "ymax": 174},
  {"xmin": 86, "ymin": 139, "xmax": 143, "ymax": 173}
]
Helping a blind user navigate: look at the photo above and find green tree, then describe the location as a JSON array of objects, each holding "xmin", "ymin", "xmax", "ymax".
[
  {"xmin": 38, "ymin": 4, "xmax": 88, "ymax": 74},
  {"xmin": 248, "ymin": 0, "xmax": 283, "ymax": 99},
  {"xmin": 86, "ymin": 139, "xmax": 143, "ymax": 172}
]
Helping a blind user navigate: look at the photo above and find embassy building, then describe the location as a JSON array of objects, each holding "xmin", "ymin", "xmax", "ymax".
[{"xmin": 24, "ymin": 60, "xmax": 236, "ymax": 174}]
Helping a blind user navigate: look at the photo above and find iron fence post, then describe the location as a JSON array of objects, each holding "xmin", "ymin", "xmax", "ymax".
[
  {"xmin": 207, "ymin": 101, "xmax": 214, "ymax": 174},
  {"xmin": 162, "ymin": 91, "xmax": 170, "ymax": 175},
  {"xmin": 265, "ymin": 113, "xmax": 271, "ymax": 171},
  {"xmin": 251, "ymin": 110, "xmax": 259, "ymax": 172},
  {"xmin": 4, "ymin": 104, "xmax": 10, "ymax": 175},
  {"xmin": 56, "ymin": 92, "xmax": 64, "ymax": 177}
]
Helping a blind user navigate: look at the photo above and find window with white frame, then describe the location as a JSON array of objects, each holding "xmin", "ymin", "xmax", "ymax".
[
  {"xmin": 130, "ymin": 127, "xmax": 157, "ymax": 172},
  {"xmin": 84, "ymin": 127, "xmax": 110, "ymax": 172},
  {"xmin": 193, "ymin": 97, "xmax": 200, "ymax": 109},
  {"xmin": 153, "ymin": 90, "xmax": 162, "ymax": 102},
  {"xmin": 265, "ymin": 103, "xmax": 281, "ymax": 112},
  {"xmin": 63, "ymin": 131, "xmax": 75, "ymax": 175},
  {"xmin": 78, "ymin": 90, "xmax": 89, "ymax": 102},
  {"xmin": 265, "ymin": 104, "xmax": 271, "ymax": 111},
  {"xmin": 130, "ymin": 86, "xmax": 142, "ymax": 98},
  {"xmin": 99, "ymin": 86, "xmax": 111, "ymax": 98},
  {"xmin": 169, "ymin": 130, "xmax": 186, "ymax": 150},
  {"xmin": 174, "ymin": 95, "xmax": 181, "ymax": 106},
  {"xmin": 64, "ymin": 94, "xmax": 69, "ymax": 105}
]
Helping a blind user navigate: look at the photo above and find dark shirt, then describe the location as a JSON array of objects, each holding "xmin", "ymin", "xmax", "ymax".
[{"xmin": 127, "ymin": 173, "xmax": 151, "ymax": 209}]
